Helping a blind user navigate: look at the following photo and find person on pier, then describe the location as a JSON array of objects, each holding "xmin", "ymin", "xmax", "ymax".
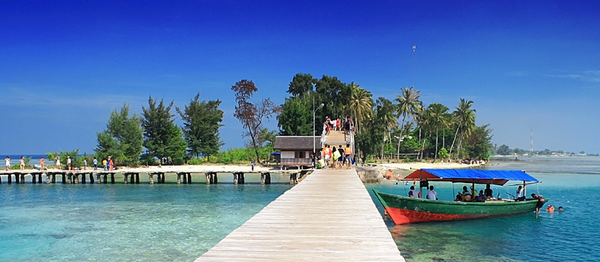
[
  {"xmin": 20, "ymin": 156, "xmax": 25, "ymax": 170},
  {"xmin": 55, "ymin": 156, "xmax": 61, "ymax": 170},
  {"xmin": 5, "ymin": 156, "xmax": 10, "ymax": 171},
  {"xmin": 40, "ymin": 157, "xmax": 45, "ymax": 170},
  {"xmin": 344, "ymin": 144, "xmax": 352, "ymax": 168}
]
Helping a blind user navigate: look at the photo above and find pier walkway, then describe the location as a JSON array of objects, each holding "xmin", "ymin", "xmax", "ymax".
[{"xmin": 195, "ymin": 168, "xmax": 404, "ymax": 261}]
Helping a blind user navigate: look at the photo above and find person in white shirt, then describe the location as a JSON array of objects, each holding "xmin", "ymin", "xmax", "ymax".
[
  {"xmin": 408, "ymin": 186, "xmax": 421, "ymax": 198},
  {"xmin": 427, "ymin": 186, "xmax": 438, "ymax": 200}
]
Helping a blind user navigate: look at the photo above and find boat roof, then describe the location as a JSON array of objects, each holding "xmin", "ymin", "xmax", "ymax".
[{"xmin": 404, "ymin": 169, "xmax": 539, "ymax": 185}]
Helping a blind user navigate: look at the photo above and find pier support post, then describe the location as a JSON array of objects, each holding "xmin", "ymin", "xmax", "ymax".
[
  {"xmin": 89, "ymin": 173, "xmax": 94, "ymax": 184},
  {"xmin": 261, "ymin": 172, "xmax": 271, "ymax": 184},
  {"xmin": 177, "ymin": 173, "xmax": 181, "ymax": 184},
  {"xmin": 110, "ymin": 173, "xmax": 115, "ymax": 184},
  {"xmin": 182, "ymin": 173, "xmax": 187, "ymax": 184},
  {"xmin": 187, "ymin": 173, "xmax": 192, "ymax": 184},
  {"xmin": 290, "ymin": 173, "xmax": 298, "ymax": 184},
  {"xmin": 15, "ymin": 174, "xmax": 20, "ymax": 184},
  {"xmin": 7, "ymin": 174, "xmax": 12, "ymax": 184},
  {"xmin": 135, "ymin": 173, "xmax": 140, "ymax": 184},
  {"xmin": 149, "ymin": 174, "xmax": 154, "ymax": 184},
  {"xmin": 123, "ymin": 174, "xmax": 128, "ymax": 184},
  {"xmin": 61, "ymin": 173, "xmax": 66, "ymax": 184}
]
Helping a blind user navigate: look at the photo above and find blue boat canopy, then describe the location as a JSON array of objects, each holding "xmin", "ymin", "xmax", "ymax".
[{"xmin": 404, "ymin": 169, "xmax": 539, "ymax": 185}]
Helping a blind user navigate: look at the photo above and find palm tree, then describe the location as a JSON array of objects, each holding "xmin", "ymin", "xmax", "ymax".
[
  {"xmin": 427, "ymin": 103, "xmax": 450, "ymax": 161},
  {"xmin": 348, "ymin": 83, "xmax": 373, "ymax": 134},
  {"xmin": 449, "ymin": 99, "xmax": 476, "ymax": 159},
  {"xmin": 415, "ymin": 108, "xmax": 432, "ymax": 160},
  {"xmin": 374, "ymin": 97, "xmax": 398, "ymax": 160},
  {"xmin": 394, "ymin": 86, "xmax": 422, "ymax": 161}
]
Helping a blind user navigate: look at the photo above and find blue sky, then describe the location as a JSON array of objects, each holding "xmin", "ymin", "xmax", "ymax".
[{"xmin": 1, "ymin": 0, "xmax": 599, "ymax": 155}]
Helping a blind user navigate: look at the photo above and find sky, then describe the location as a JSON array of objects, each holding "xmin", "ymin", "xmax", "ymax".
[{"xmin": 1, "ymin": 0, "xmax": 599, "ymax": 155}]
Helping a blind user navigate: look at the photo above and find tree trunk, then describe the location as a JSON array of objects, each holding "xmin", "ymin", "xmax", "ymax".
[
  {"xmin": 396, "ymin": 115, "xmax": 406, "ymax": 161},
  {"xmin": 434, "ymin": 127, "xmax": 439, "ymax": 160},
  {"xmin": 449, "ymin": 124, "xmax": 460, "ymax": 155}
]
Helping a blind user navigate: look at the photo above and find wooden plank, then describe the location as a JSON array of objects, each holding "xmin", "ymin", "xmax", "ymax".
[{"xmin": 195, "ymin": 169, "xmax": 404, "ymax": 261}]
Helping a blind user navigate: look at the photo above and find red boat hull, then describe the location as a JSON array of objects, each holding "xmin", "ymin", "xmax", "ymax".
[{"xmin": 385, "ymin": 206, "xmax": 494, "ymax": 224}]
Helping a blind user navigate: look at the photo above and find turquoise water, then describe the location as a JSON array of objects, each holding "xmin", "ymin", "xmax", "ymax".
[
  {"xmin": 2, "ymin": 157, "xmax": 600, "ymax": 261},
  {"xmin": 368, "ymin": 156, "xmax": 600, "ymax": 261},
  {"xmin": 0, "ymin": 183, "xmax": 292, "ymax": 261}
]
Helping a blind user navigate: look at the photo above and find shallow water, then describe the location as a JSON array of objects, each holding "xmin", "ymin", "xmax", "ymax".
[
  {"xmin": 368, "ymin": 156, "xmax": 600, "ymax": 261},
  {"xmin": 2, "ymin": 156, "xmax": 599, "ymax": 261},
  {"xmin": 0, "ymin": 183, "xmax": 292, "ymax": 261}
]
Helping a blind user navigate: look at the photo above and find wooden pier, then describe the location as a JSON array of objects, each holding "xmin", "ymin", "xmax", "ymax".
[
  {"xmin": 195, "ymin": 169, "xmax": 404, "ymax": 261},
  {"xmin": 0, "ymin": 168, "xmax": 309, "ymax": 185}
]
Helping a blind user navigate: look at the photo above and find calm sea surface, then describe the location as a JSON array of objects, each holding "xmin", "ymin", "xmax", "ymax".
[
  {"xmin": 368, "ymin": 156, "xmax": 600, "ymax": 262},
  {"xmin": 0, "ymin": 181, "xmax": 292, "ymax": 261},
  {"xmin": 1, "ymin": 156, "xmax": 599, "ymax": 261}
]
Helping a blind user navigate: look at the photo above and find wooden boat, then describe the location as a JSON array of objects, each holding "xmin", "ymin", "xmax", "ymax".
[{"xmin": 373, "ymin": 169, "xmax": 547, "ymax": 224}]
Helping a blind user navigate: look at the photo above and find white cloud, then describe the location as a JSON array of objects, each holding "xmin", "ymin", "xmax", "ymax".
[{"xmin": 546, "ymin": 70, "xmax": 600, "ymax": 82}]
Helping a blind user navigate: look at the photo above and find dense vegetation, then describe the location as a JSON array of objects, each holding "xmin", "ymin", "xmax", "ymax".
[
  {"xmin": 278, "ymin": 73, "xmax": 492, "ymax": 164},
  {"xmin": 43, "ymin": 73, "xmax": 493, "ymax": 169}
]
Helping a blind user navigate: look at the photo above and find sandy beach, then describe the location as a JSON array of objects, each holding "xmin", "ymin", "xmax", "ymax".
[{"xmin": 376, "ymin": 161, "xmax": 482, "ymax": 170}]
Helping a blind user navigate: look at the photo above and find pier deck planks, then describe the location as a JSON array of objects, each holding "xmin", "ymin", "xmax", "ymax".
[{"xmin": 195, "ymin": 169, "xmax": 404, "ymax": 261}]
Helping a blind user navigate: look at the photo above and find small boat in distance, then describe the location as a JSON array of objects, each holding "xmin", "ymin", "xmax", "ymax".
[{"xmin": 373, "ymin": 169, "xmax": 547, "ymax": 224}]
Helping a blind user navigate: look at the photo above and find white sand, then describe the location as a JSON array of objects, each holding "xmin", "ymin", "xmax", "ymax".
[{"xmin": 377, "ymin": 161, "xmax": 482, "ymax": 170}]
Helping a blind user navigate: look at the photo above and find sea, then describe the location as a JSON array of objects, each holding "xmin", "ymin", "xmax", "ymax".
[
  {"xmin": 1, "ymin": 155, "xmax": 599, "ymax": 261},
  {"xmin": 369, "ymin": 155, "xmax": 600, "ymax": 262}
]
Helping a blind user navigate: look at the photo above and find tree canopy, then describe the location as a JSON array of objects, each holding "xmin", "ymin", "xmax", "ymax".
[
  {"xmin": 95, "ymin": 103, "xmax": 143, "ymax": 165},
  {"xmin": 141, "ymin": 96, "xmax": 186, "ymax": 163},
  {"xmin": 177, "ymin": 92, "xmax": 224, "ymax": 160}
]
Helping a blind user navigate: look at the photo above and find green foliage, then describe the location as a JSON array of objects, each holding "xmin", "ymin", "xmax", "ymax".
[
  {"xmin": 287, "ymin": 73, "xmax": 316, "ymax": 98},
  {"xmin": 315, "ymin": 75, "xmax": 351, "ymax": 120},
  {"xmin": 277, "ymin": 96, "xmax": 312, "ymax": 135},
  {"xmin": 465, "ymin": 124, "xmax": 493, "ymax": 161},
  {"xmin": 188, "ymin": 158, "xmax": 203, "ymax": 165},
  {"xmin": 95, "ymin": 103, "xmax": 144, "ymax": 166},
  {"xmin": 438, "ymin": 147, "xmax": 449, "ymax": 160},
  {"xmin": 177, "ymin": 93, "xmax": 224, "ymax": 160},
  {"xmin": 142, "ymin": 96, "xmax": 186, "ymax": 161},
  {"xmin": 496, "ymin": 144, "xmax": 512, "ymax": 155}
]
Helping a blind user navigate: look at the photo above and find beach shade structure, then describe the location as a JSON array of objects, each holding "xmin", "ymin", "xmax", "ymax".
[{"xmin": 403, "ymin": 169, "xmax": 539, "ymax": 186}]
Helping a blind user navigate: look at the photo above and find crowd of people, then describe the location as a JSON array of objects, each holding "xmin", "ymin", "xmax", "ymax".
[
  {"xmin": 317, "ymin": 144, "xmax": 353, "ymax": 169},
  {"xmin": 323, "ymin": 115, "xmax": 353, "ymax": 136}
]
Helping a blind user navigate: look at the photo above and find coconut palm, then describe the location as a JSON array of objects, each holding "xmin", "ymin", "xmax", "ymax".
[
  {"xmin": 348, "ymin": 83, "xmax": 373, "ymax": 134},
  {"xmin": 427, "ymin": 103, "xmax": 450, "ymax": 160},
  {"xmin": 374, "ymin": 97, "xmax": 398, "ymax": 160},
  {"xmin": 394, "ymin": 86, "xmax": 422, "ymax": 161},
  {"xmin": 449, "ymin": 99, "xmax": 476, "ymax": 159}
]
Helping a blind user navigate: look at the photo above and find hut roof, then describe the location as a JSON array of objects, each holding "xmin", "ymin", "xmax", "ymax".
[{"xmin": 274, "ymin": 136, "xmax": 321, "ymax": 151}]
